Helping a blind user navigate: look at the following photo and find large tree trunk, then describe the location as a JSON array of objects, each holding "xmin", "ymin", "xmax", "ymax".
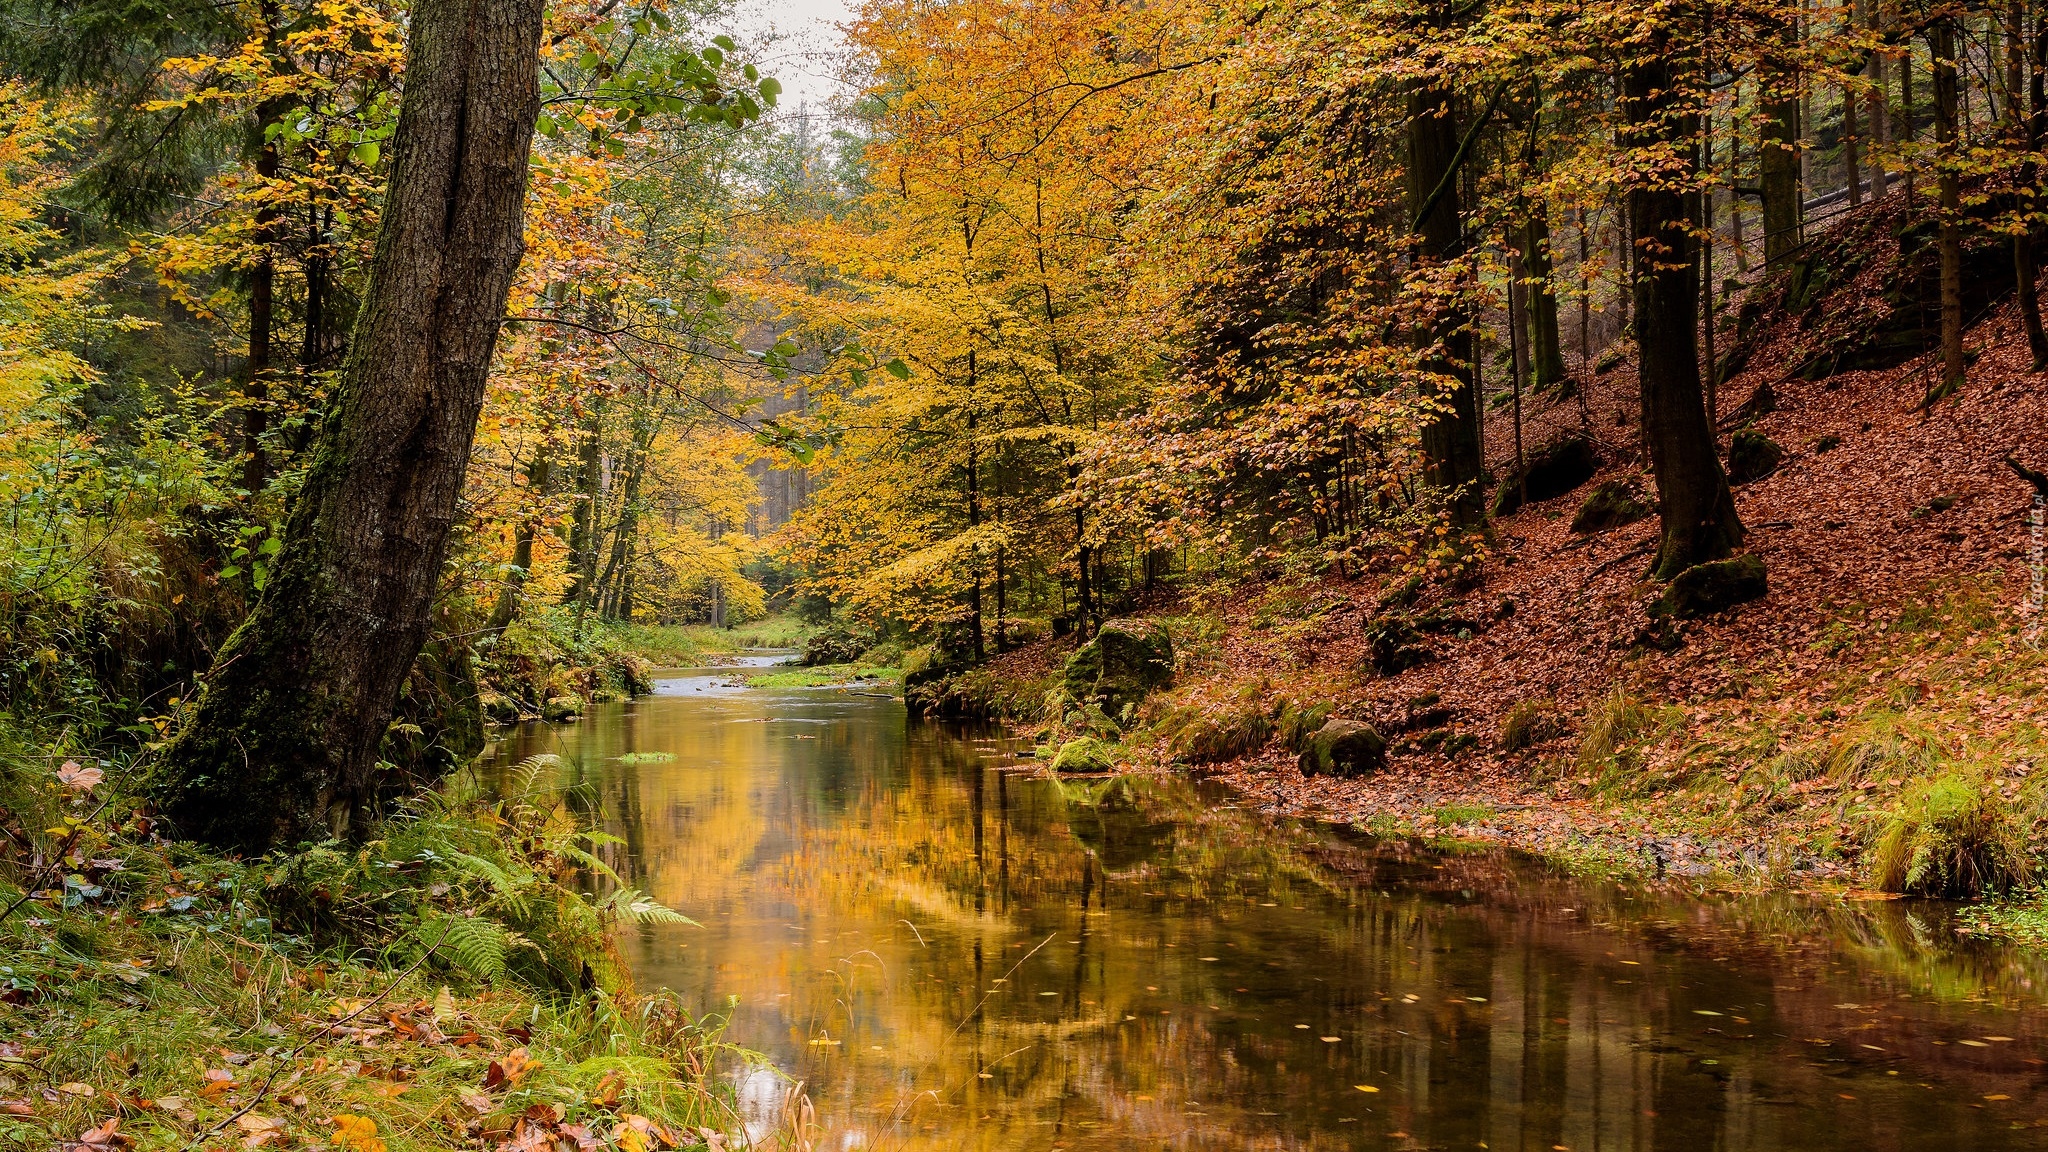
[
  {"xmin": 1930, "ymin": 20, "xmax": 1966, "ymax": 398},
  {"xmin": 159, "ymin": 0, "xmax": 543, "ymax": 851},
  {"xmin": 1407, "ymin": 72, "xmax": 1484, "ymax": 523},
  {"xmin": 1625, "ymin": 29, "xmax": 1744, "ymax": 580},
  {"xmin": 1759, "ymin": 77, "xmax": 1802, "ymax": 264}
]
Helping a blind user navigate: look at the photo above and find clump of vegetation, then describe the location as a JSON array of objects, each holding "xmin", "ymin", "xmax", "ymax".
[
  {"xmin": 1435, "ymin": 802, "xmax": 1491, "ymax": 828},
  {"xmin": 1152, "ymin": 682, "xmax": 1274, "ymax": 764},
  {"xmin": 1867, "ymin": 772, "xmax": 2032, "ymax": 897},
  {"xmin": 1823, "ymin": 710, "xmax": 1948, "ymax": 783},
  {"xmin": 1576, "ymin": 686, "xmax": 1681, "ymax": 775},
  {"xmin": 1050, "ymin": 737, "xmax": 1119, "ymax": 774},
  {"xmin": 1275, "ymin": 698, "xmax": 1334, "ymax": 752},
  {"xmin": 1500, "ymin": 698, "xmax": 1566, "ymax": 752},
  {"xmin": 0, "ymin": 734, "xmax": 794, "ymax": 1150}
]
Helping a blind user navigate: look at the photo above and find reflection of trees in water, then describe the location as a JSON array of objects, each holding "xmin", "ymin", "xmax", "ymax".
[{"xmin": 494, "ymin": 706, "xmax": 2048, "ymax": 1151}]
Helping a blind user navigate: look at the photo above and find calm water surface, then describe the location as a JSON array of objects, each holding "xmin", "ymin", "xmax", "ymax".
[{"xmin": 492, "ymin": 664, "xmax": 2048, "ymax": 1151}]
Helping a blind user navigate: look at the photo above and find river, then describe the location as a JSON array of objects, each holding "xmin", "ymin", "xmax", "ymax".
[{"xmin": 488, "ymin": 660, "xmax": 2048, "ymax": 1150}]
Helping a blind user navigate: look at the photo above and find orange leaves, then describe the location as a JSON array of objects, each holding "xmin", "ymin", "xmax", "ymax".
[{"xmin": 331, "ymin": 1114, "xmax": 387, "ymax": 1152}]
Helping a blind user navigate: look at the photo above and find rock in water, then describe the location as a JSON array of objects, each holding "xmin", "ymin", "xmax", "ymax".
[
  {"xmin": 1652, "ymin": 555, "xmax": 1768, "ymax": 619},
  {"xmin": 1298, "ymin": 719, "xmax": 1388, "ymax": 778},
  {"xmin": 1063, "ymin": 619, "xmax": 1174, "ymax": 715},
  {"xmin": 1727, "ymin": 429, "xmax": 1784, "ymax": 485},
  {"xmin": 1570, "ymin": 479, "xmax": 1653, "ymax": 534}
]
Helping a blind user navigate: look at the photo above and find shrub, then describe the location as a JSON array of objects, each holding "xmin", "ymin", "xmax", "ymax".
[{"xmin": 1868, "ymin": 773, "xmax": 2032, "ymax": 897}]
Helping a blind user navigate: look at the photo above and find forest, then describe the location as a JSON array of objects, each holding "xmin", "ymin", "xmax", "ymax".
[{"xmin": 3, "ymin": 0, "xmax": 2048, "ymax": 1144}]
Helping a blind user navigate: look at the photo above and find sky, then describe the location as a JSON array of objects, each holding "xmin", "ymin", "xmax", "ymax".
[{"xmin": 729, "ymin": 0, "xmax": 857, "ymax": 118}]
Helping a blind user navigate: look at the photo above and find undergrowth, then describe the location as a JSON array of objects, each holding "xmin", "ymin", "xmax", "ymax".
[{"xmin": 0, "ymin": 728, "xmax": 804, "ymax": 1150}]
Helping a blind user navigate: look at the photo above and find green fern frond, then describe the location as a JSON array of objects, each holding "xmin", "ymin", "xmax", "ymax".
[
  {"xmin": 603, "ymin": 887, "xmax": 697, "ymax": 926},
  {"xmin": 427, "ymin": 914, "xmax": 509, "ymax": 982}
]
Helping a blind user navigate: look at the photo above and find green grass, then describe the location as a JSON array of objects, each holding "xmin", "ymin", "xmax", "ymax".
[{"xmin": 743, "ymin": 663, "xmax": 901, "ymax": 689}]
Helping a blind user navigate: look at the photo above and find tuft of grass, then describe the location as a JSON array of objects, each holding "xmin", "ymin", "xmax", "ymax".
[
  {"xmin": 1152, "ymin": 683, "xmax": 1274, "ymax": 764},
  {"xmin": 1576, "ymin": 685, "xmax": 1681, "ymax": 776},
  {"xmin": 1822, "ymin": 710, "xmax": 1948, "ymax": 783},
  {"xmin": 1435, "ymin": 802, "xmax": 1491, "ymax": 828},
  {"xmin": 1500, "ymin": 698, "xmax": 1565, "ymax": 752},
  {"xmin": 1867, "ymin": 771, "xmax": 2032, "ymax": 897}
]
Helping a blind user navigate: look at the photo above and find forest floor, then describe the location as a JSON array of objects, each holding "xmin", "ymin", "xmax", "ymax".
[{"xmin": 1011, "ymin": 297, "xmax": 2048, "ymax": 896}]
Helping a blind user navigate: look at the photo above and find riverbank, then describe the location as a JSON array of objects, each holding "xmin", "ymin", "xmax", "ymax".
[
  {"xmin": 946, "ymin": 300, "xmax": 2048, "ymax": 908},
  {"xmin": 0, "ymin": 729, "xmax": 796, "ymax": 1151}
]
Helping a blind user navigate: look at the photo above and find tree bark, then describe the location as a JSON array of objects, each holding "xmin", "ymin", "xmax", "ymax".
[
  {"xmin": 158, "ymin": 0, "xmax": 543, "ymax": 851},
  {"xmin": 1931, "ymin": 20, "xmax": 1966, "ymax": 398},
  {"xmin": 1520, "ymin": 203, "xmax": 1569, "ymax": 391},
  {"xmin": 1760, "ymin": 73, "xmax": 1802, "ymax": 263},
  {"xmin": 1407, "ymin": 69, "xmax": 1484, "ymax": 523},
  {"xmin": 2013, "ymin": 3, "xmax": 2047, "ymax": 368},
  {"xmin": 1624, "ymin": 27, "xmax": 1744, "ymax": 579}
]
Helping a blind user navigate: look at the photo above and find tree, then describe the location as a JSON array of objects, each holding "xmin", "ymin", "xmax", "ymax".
[
  {"xmin": 1621, "ymin": 11, "xmax": 1743, "ymax": 579},
  {"xmin": 158, "ymin": 0, "xmax": 547, "ymax": 849}
]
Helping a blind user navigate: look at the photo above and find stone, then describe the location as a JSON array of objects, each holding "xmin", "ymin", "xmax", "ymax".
[
  {"xmin": 1063, "ymin": 618, "xmax": 1174, "ymax": 715},
  {"xmin": 1298, "ymin": 719, "xmax": 1388, "ymax": 778},
  {"xmin": 1652, "ymin": 555, "xmax": 1767, "ymax": 620},
  {"xmin": 1727, "ymin": 429, "xmax": 1783, "ymax": 485},
  {"xmin": 1491, "ymin": 435, "xmax": 1601, "ymax": 516},
  {"xmin": 1570, "ymin": 479, "xmax": 1653, "ymax": 534},
  {"xmin": 1050, "ymin": 737, "xmax": 1117, "ymax": 774},
  {"xmin": 542, "ymin": 696, "xmax": 583, "ymax": 723}
]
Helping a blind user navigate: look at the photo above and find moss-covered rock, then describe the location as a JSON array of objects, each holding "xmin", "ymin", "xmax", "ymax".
[
  {"xmin": 1491, "ymin": 435, "xmax": 1601, "ymax": 516},
  {"xmin": 1063, "ymin": 618, "xmax": 1174, "ymax": 716},
  {"xmin": 542, "ymin": 696, "xmax": 583, "ymax": 723},
  {"xmin": 1727, "ymin": 429, "xmax": 1784, "ymax": 485},
  {"xmin": 1363, "ymin": 616, "xmax": 1431, "ymax": 677},
  {"xmin": 1652, "ymin": 555, "xmax": 1767, "ymax": 619},
  {"xmin": 1570, "ymin": 479, "xmax": 1653, "ymax": 534},
  {"xmin": 1298, "ymin": 719, "xmax": 1387, "ymax": 778},
  {"xmin": 1050, "ymin": 737, "xmax": 1118, "ymax": 774}
]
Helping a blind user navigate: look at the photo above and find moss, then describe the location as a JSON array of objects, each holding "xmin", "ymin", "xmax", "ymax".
[
  {"xmin": 1727, "ymin": 429, "xmax": 1785, "ymax": 484},
  {"xmin": 1298, "ymin": 719, "xmax": 1387, "ymax": 778},
  {"xmin": 1050, "ymin": 737, "xmax": 1118, "ymax": 774},
  {"xmin": 1063, "ymin": 619, "xmax": 1174, "ymax": 715},
  {"xmin": 1570, "ymin": 479, "xmax": 1653, "ymax": 534},
  {"xmin": 1652, "ymin": 555, "xmax": 1768, "ymax": 619}
]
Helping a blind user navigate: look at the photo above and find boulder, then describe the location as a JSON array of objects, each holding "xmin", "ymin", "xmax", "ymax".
[
  {"xmin": 1652, "ymin": 555, "xmax": 1768, "ymax": 620},
  {"xmin": 1727, "ymin": 429, "xmax": 1784, "ymax": 485},
  {"xmin": 1063, "ymin": 619, "xmax": 1174, "ymax": 715},
  {"xmin": 1570, "ymin": 479, "xmax": 1653, "ymax": 534},
  {"xmin": 1491, "ymin": 435, "xmax": 1601, "ymax": 516},
  {"xmin": 542, "ymin": 696, "xmax": 583, "ymax": 723},
  {"xmin": 1298, "ymin": 719, "xmax": 1387, "ymax": 778},
  {"xmin": 1050, "ymin": 737, "xmax": 1117, "ymax": 774}
]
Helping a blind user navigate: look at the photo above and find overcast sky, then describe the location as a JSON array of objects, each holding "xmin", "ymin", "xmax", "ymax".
[{"xmin": 730, "ymin": 0, "xmax": 857, "ymax": 118}]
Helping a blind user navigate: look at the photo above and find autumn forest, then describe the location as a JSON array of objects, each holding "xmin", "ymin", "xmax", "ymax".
[{"xmin": 5, "ymin": 0, "xmax": 2048, "ymax": 1145}]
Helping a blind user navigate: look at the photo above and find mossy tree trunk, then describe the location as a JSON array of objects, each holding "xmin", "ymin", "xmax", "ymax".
[
  {"xmin": 1520, "ymin": 203, "xmax": 1569, "ymax": 392},
  {"xmin": 1624, "ymin": 24, "xmax": 1745, "ymax": 580},
  {"xmin": 158, "ymin": 0, "xmax": 543, "ymax": 851},
  {"xmin": 1759, "ymin": 34, "xmax": 1802, "ymax": 265}
]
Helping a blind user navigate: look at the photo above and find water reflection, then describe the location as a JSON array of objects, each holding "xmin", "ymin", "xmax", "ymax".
[{"xmin": 491, "ymin": 674, "xmax": 2048, "ymax": 1151}]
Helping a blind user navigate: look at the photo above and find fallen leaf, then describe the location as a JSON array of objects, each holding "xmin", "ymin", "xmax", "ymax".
[
  {"xmin": 57, "ymin": 762, "xmax": 103, "ymax": 792},
  {"xmin": 331, "ymin": 1114, "xmax": 387, "ymax": 1152},
  {"xmin": 1355, "ymin": 1084, "xmax": 1380, "ymax": 1093},
  {"xmin": 58, "ymin": 1082, "xmax": 95, "ymax": 1097}
]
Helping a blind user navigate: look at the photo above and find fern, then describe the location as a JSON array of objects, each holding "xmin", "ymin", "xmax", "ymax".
[
  {"xmin": 427, "ymin": 913, "xmax": 510, "ymax": 982},
  {"xmin": 602, "ymin": 887, "xmax": 697, "ymax": 927}
]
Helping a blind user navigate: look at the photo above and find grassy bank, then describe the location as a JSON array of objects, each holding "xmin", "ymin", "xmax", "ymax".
[{"xmin": 0, "ymin": 732, "xmax": 797, "ymax": 1150}]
